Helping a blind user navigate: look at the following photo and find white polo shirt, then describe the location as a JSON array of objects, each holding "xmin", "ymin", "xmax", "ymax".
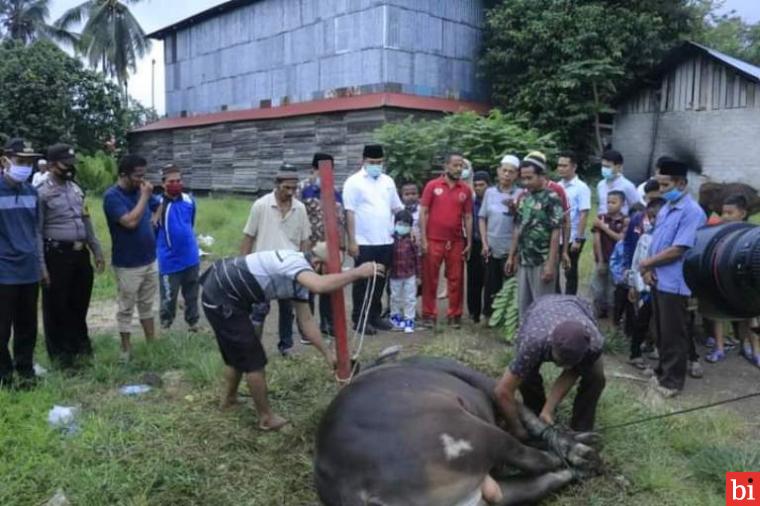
[
  {"xmin": 596, "ymin": 175, "xmax": 640, "ymax": 215},
  {"xmin": 342, "ymin": 168, "xmax": 403, "ymax": 246},
  {"xmin": 560, "ymin": 176, "xmax": 592, "ymax": 241}
]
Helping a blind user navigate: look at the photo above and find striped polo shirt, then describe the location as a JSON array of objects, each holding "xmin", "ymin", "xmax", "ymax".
[{"xmin": 0, "ymin": 176, "xmax": 42, "ymax": 284}]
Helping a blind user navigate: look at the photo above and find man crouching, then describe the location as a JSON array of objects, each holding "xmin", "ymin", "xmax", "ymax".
[{"xmin": 201, "ymin": 245, "xmax": 383, "ymax": 431}]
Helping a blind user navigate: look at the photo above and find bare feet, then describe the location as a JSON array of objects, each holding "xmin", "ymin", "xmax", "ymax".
[
  {"xmin": 259, "ymin": 413, "xmax": 289, "ymax": 432},
  {"xmin": 220, "ymin": 396, "xmax": 242, "ymax": 411}
]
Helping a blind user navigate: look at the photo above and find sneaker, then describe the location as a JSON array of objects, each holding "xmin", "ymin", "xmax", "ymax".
[
  {"xmin": 741, "ymin": 344, "xmax": 754, "ymax": 361},
  {"xmin": 724, "ymin": 339, "xmax": 738, "ymax": 351},
  {"xmin": 371, "ymin": 318, "xmax": 394, "ymax": 332},
  {"xmin": 404, "ymin": 319, "xmax": 415, "ymax": 334},
  {"xmin": 628, "ymin": 357, "xmax": 647, "ymax": 370},
  {"xmin": 299, "ymin": 338, "xmax": 312, "ymax": 346},
  {"xmin": 447, "ymin": 317, "xmax": 462, "ymax": 329},
  {"xmin": 421, "ymin": 318, "xmax": 435, "ymax": 330},
  {"xmin": 688, "ymin": 360, "xmax": 704, "ymax": 379},
  {"xmin": 705, "ymin": 349, "xmax": 726, "ymax": 363},
  {"xmin": 390, "ymin": 314, "xmax": 404, "ymax": 331}
]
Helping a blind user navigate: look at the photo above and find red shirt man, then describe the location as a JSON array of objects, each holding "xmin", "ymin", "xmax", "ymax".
[{"xmin": 420, "ymin": 154, "xmax": 473, "ymax": 328}]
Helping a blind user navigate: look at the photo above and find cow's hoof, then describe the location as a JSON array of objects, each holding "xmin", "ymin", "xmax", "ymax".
[
  {"xmin": 566, "ymin": 443, "xmax": 602, "ymax": 472},
  {"xmin": 572, "ymin": 431, "xmax": 603, "ymax": 450}
]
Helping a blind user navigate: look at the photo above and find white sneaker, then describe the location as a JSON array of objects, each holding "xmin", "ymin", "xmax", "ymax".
[{"xmin": 404, "ymin": 319, "xmax": 415, "ymax": 334}]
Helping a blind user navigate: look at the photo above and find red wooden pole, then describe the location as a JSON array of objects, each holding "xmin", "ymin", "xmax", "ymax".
[{"xmin": 318, "ymin": 159, "xmax": 350, "ymax": 382}]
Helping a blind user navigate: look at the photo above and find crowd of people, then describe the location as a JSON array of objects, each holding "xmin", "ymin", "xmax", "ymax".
[{"xmin": 1, "ymin": 136, "xmax": 758, "ymax": 432}]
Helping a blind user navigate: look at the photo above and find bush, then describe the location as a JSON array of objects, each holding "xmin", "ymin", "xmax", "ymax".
[
  {"xmin": 375, "ymin": 110, "xmax": 557, "ymax": 186},
  {"xmin": 76, "ymin": 151, "xmax": 117, "ymax": 194}
]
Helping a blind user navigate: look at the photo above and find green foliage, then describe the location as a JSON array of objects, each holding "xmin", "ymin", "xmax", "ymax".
[
  {"xmin": 481, "ymin": 0, "xmax": 697, "ymax": 154},
  {"xmin": 0, "ymin": 40, "xmax": 152, "ymax": 155},
  {"xmin": 376, "ymin": 110, "xmax": 557, "ymax": 185},
  {"xmin": 488, "ymin": 276, "xmax": 519, "ymax": 343},
  {"xmin": 692, "ymin": 1, "xmax": 760, "ymax": 66},
  {"xmin": 75, "ymin": 151, "xmax": 117, "ymax": 194}
]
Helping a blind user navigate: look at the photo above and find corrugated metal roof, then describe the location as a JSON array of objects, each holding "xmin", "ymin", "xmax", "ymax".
[
  {"xmin": 690, "ymin": 41, "xmax": 760, "ymax": 82},
  {"xmin": 147, "ymin": 0, "xmax": 258, "ymax": 40},
  {"xmin": 132, "ymin": 92, "xmax": 490, "ymax": 133}
]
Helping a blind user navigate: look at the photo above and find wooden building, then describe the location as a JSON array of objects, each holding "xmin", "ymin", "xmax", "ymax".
[
  {"xmin": 613, "ymin": 41, "xmax": 760, "ymax": 187},
  {"xmin": 129, "ymin": 0, "xmax": 489, "ymax": 192}
]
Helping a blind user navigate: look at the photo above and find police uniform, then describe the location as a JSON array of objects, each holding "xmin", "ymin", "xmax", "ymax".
[{"xmin": 38, "ymin": 144, "xmax": 104, "ymax": 367}]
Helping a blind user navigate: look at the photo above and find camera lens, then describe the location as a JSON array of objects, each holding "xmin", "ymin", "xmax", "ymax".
[{"xmin": 684, "ymin": 222, "xmax": 760, "ymax": 319}]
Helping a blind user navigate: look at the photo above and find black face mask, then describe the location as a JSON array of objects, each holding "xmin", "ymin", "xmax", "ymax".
[{"xmin": 60, "ymin": 164, "xmax": 77, "ymax": 181}]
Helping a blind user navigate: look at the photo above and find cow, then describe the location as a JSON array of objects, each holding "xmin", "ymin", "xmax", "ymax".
[{"xmin": 314, "ymin": 357, "xmax": 601, "ymax": 506}]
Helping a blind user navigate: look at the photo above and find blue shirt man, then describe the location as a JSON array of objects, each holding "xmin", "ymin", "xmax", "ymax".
[
  {"xmin": 639, "ymin": 159, "xmax": 706, "ymax": 395},
  {"xmin": 104, "ymin": 186, "xmax": 160, "ymax": 268}
]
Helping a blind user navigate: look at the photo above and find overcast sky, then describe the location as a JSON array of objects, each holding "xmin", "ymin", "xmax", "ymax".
[{"xmin": 49, "ymin": 0, "xmax": 760, "ymax": 115}]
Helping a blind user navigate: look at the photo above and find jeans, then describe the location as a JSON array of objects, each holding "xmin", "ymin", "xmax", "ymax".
[
  {"xmin": 390, "ymin": 276, "xmax": 417, "ymax": 320},
  {"xmin": 159, "ymin": 264, "xmax": 200, "ymax": 328}
]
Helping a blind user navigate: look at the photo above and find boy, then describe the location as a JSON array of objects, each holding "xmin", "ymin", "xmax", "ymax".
[
  {"xmin": 705, "ymin": 195, "xmax": 760, "ymax": 366},
  {"xmin": 401, "ymin": 182, "xmax": 421, "ymax": 243},
  {"xmin": 626, "ymin": 197, "xmax": 665, "ymax": 369},
  {"xmin": 591, "ymin": 190, "xmax": 629, "ymax": 319},
  {"xmin": 389, "ymin": 210, "xmax": 420, "ymax": 333}
]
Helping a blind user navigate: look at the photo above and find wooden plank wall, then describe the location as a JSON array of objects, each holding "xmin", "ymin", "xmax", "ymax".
[{"xmin": 129, "ymin": 107, "xmax": 443, "ymax": 193}]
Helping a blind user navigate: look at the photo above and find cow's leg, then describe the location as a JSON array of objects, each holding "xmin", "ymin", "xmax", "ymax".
[{"xmin": 489, "ymin": 469, "xmax": 575, "ymax": 506}]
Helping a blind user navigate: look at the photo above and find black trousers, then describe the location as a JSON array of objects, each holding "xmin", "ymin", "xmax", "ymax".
[
  {"xmin": 159, "ymin": 264, "xmax": 200, "ymax": 327},
  {"xmin": 42, "ymin": 247, "xmax": 93, "ymax": 367},
  {"xmin": 483, "ymin": 256, "xmax": 507, "ymax": 318},
  {"xmin": 466, "ymin": 240, "xmax": 486, "ymax": 321},
  {"xmin": 0, "ymin": 283, "xmax": 38, "ymax": 379},
  {"xmin": 564, "ymin": 240, "xmax": 585, "ymax": 295},
  {"xmin": 519, "ymin": 358, "xmax": 606, "ymax": 432},
  {"xmin": 309, "ymin": 292, "xmax": 333, "ymax": 333},
  {"xmin": 653, "ymin": 290, "xmax": 691, "ymax": 390},
  {"xmin": 630, "ymin": 297, "xmax": 653, "ymax": 359},
  {"xmin": 351, "ymin": 244, "xmax": 393, "ymax": 324}
]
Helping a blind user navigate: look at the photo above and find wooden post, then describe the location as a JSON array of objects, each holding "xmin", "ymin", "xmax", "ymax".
[{"xmin": 318, "ymin": 159, "xmax": 350, "ymax": 382}]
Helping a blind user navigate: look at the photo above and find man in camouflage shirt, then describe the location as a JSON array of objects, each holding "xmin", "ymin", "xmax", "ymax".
[
  {"xmin": 506, "ymin": 154, "xmax": 564, "ymax": 319},
  {"xmin": 297, "ymin": 152, "xmax": 346, "ymax": 336}
]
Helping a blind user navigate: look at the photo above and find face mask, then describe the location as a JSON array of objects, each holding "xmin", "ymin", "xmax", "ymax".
[
  {"xmin": 662, "ymin": 188, "xmax": 684, "ymax": 203},
  {"xmin": 365, "ymin": 164, "xmax": 383, "ymax": 179},
  {"xmin": 8, "ymin": 164, "xmax": 32, "ymax": 182},
  {"xmin": 643, "ymin": 222, "xmax": 653, "ymax": 234},
  {"xmin": 461, "ymin": 168, "xmax": 471, "ymax": 180},
  {"xmin": 165, "ymin": 181, "xmax": 183, "ymax": 197},
  {"xmin": 60, "ymin": 164, "xmax": 76, "ymax": 181},
  {"xmin": 601, "ymin": 166, "xmax": 615, "ymax": 180},
  {"xmin": 394, "ymin": 223, "xmax": 411, "ymax": 236}
]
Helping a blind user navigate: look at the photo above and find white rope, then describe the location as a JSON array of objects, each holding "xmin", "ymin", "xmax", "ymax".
[{"xmin": 337, "ymin": 261, "xmax": 378, "ymax": 384}]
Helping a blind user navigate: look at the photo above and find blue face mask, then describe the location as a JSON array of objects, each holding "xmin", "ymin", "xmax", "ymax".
[
  {"xmin": 601, "ymin": 166, "xmax": 615, "ymax": 180},
  {"xmin": 365, "ymin": 164, "xmax": 383, "ymax": 179},
  {"xmin": 662, "ymin": 188, "xmax": 684, "ymax": 202},
  {"xmin": 8, "ymin": 164, "xmax": 32, "ymax": 182},
  {"xmin": 394, "ymin": 223, "xmax": 411, "ymax": 236}
]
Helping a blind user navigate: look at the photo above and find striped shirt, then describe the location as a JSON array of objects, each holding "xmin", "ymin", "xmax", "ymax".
[{"xmin": 0, "ymin": 176, "xmax": 43, "ymax": 284}]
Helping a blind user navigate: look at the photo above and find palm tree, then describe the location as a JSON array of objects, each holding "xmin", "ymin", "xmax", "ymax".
[
  {"xmin": 0, "ymin": 0, "xmax": 77, "ymax": 45},
  {"xmin": 55, "ymin": 0, "xmax": 151, "ymax": 102}
]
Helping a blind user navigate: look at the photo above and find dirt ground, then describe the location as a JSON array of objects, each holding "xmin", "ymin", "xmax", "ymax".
[{"xmin": 86, "ymin": 286, "xmax": 760, "ymax": 423}]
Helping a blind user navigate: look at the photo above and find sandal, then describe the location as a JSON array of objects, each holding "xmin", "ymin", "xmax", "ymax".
[{"xmin": 705, "ymin": 349, "xmax": 726, "ymax": 363}]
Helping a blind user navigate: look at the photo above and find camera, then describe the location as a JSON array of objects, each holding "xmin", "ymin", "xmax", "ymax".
[{"xmin": 684, "ymin": 222, "xmax": 760, "ymax": 319}]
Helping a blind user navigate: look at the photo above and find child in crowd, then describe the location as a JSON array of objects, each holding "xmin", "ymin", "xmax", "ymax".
[
  {"xmin": 401, "ymin": 182, "xmax": 421, "ymax": 243},
  {"xmin": 389, "ymin": 210, "xmax": 420, "ymax": 333},
  {"xmin": 591, "ymin": 190, "xmax": 629, "ymax": 319},
  {"xmin": 705, "ymin": 195, "xmax": 760, "ymax": 366},
  {"xmin": 626, "ymin": 197, "xmax": 666, "ymax": 369}
]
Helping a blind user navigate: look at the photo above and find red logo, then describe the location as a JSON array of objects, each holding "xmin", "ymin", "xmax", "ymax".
[{"xmin": 727, "ymin": 473, "xmax": 759, "ymax": 505}]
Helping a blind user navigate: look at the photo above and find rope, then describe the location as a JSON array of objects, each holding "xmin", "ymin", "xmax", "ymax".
[
  {"xmin": 336, "ymin": 262, "xmax": 378, "ymax": 385},
  {"xmin": 598, "ymin": 390, "xmax": 760, "ymax": 432}
]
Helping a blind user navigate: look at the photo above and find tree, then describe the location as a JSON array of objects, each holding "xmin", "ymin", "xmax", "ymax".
[
  {"xmin": 481, "ymin": 0, "xmax": 698, "ymax": 156},
  {"xmin": 692, "ymin": 1, "xmax": 760, "ymax": 65},
  {"xmin": 0, "ymin": 0, "xmax": 76, "ymax": 45},
  {"xmin": 0, "ymin": 39, "xmax": 152, "ymax": 154},
  {"xmin": 55, "ymin": 0, "xmax": 150, "ymax": 101}
]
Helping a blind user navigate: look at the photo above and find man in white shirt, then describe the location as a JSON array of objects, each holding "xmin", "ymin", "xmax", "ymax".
[
  {"xmin": 596, "ymin": 150, "xmax": 640, "ymax": 215},
  {"xmin": 32, "ymin": 159, "xmax": 48, "ymax": 187},
  {"xmin": 241, "ymin": 166, "xmax": 311, "ymax": 355},
  {"xmin": 557, "ymin": 152, "xmax": 591, "ymax": 296},
  {"xmin": 343, "ymin": 144, "xmax": 403, "ymax": 333}
]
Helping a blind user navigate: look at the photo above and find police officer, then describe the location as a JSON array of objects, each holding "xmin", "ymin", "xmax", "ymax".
[{"xmin": 38, "ymin": 144, "xmax": 105, "ymax": 368}]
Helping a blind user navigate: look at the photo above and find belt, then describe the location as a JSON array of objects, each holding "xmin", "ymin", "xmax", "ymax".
[{"xmin": 45, "ymin": 239, "xmax": 86, "ymax": 252}]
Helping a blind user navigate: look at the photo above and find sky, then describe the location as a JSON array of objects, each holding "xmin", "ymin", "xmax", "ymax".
[{"xmin": 49, "ymin": 0, "xmax": 760, "ymax": 116}]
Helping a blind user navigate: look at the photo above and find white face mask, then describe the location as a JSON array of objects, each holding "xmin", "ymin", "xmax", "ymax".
[{"xmin": 8, "ymin": 164, "xmax": 32, "ymax": 182}]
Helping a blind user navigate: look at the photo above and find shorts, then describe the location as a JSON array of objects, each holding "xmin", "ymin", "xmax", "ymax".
[
  {"xmin": 202, "ymin": 292, "xmax": 267, "ymax": 373},
  {"xmin": 114, "ymin": 262, "xmax": 159, "ymax": 333}
]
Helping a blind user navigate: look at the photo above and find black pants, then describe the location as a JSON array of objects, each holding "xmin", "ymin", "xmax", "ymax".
[
  {"xmin": 630, "ymin": 297, "xmax": 653, "ymax": 359},
  {"xmin": 159, "ymin": 264, "xmax": 200, "ymax": 327},
  {"xmin": 483, "ymin": 256, "xmax": 507, "ymax": 318},
  {"xmin": 653, "ymin": 290, "xmax": 691, "ymax": 390},
  {"xmin": 467, "ymin": 240, "xmax": 486, "ymax": 322},
  {"xmin": 42, "ymin": 247, "xmax": 93, "ymax": 367},
  {"xmin": 519, "ymin": 358, "xmax": 606, "ymax": 432},
  {"xmin": 310, "ymin": 292, "xmax": 333, "ymax": 334},
  {"xmin": 0, "ymin": 283, "xmax": 38, "ymax": 379},
  {"xmin": 614, "ymin": 284, "xmax": 635, "ymax": 336},
  {"xmin": 564, "ymin": 240, "xmax": 585, "ymax": 296},
  {"xmin": 351, "ymin": 244, "xmax": 392, "ymax": 324}
]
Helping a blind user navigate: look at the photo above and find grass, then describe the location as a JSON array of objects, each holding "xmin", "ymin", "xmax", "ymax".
[
  {"xmin": 88, "ymin": 195, "xmax": 252, "ymax": 301},
  {"xmin": 3, "ymin": 193, "xmax": 755, "ymax": 505}
]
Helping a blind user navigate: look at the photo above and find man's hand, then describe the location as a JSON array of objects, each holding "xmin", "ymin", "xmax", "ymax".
[
  {"xmin": 628, "ymin": 287, "xmax": 638, "ymax": 304},
  {"xmin": 358, "ymin": 261, "xmax": 385, "ymax": 279},
  {"xmin": 41, "ymin": 271, "xmax": 50, "ymax": 288},
  {"xmin": 539, "ymin": 410, "xmax": 555, "ymax": 426},
  {"xmin": 463, "ymin": 243, "xmax": 471, "ymax": 261},
  {"xmin": 140, "ymin": 180, "xmax": 154, "ymax": 198},
  {"xmin": 562, "ymin": 252, "xmax": 571, "ymax": 271},
  {"xmin": 593, "ymin": 217, "xmax": 605, "ymax": 230},
  {"xmin": 481, "ymin": 243, "xmax": 491, "ymax": 259},
  {"xmin": 571, "ymin": 241, "xmax": 581, "ymax": 253},
  {"xmin": 541, "ymin": 263, "xmax": 555, "ymax": 283},
  {"xmin": 95, "ymin": 257, "xmax": 106, "ymax": 274},
  {"xmin": 348, "ymin": 241, "xmax": 359, "ymax": 258},
  {"xmin": 643, "ymin": 269, "xmax": 657, "ymax": 286},
  {"xmin": 597, "ymin": 263, "xmax": 608, "ymax": 276},
  {"xmin": 505, "ymin": 255, "xmax": 516, "ymax": 276}
]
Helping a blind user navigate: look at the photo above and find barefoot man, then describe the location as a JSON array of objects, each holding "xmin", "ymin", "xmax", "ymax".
[{"xmin": 200, "ymin": 244, "xmax": 384, "ymax": 431}]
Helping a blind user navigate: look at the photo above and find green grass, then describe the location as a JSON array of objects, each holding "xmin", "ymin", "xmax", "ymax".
[{"xmin": 89, "ymin": 195, "xmax": 252, "ymax": 301}]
